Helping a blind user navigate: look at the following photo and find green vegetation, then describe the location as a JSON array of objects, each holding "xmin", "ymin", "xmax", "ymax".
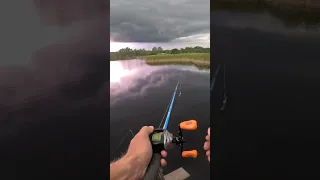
[
  {"xmin": 111, "ymin": 46, "xmax": 210, "ymax": 69},
  {"xmin": 144, "ymin": 53, "xmax": 210, "ymax": 69},
  {"xmin": 212, "ymin": 0, "xmax": 320, "ymax": 26}
]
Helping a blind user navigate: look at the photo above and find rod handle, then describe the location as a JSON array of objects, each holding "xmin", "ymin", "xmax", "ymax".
[{"xmin": 143, "ymin": 153, "xmax": 162, "ymax": 180}]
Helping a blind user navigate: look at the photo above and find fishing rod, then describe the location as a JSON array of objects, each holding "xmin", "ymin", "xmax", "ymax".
[
  {"xmin": 211, "ymin": 63, "xmax": 228, "ymax": 111},
  {"xmin": 163, "ymin": 81, "xmax": 179, "ymax": 130},
  {"xmin": 220, "ymin": 63, "xmax": 227, "ymax": 111},
  {"xmin": 143, "ymin": 81, "xmax": 198, "ymax": 180},
  {"xmin": 211, "ymin": 64, "xmax": 221, "ymax": 91}
]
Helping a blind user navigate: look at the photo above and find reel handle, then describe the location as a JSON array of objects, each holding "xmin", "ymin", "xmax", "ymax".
[
  {"xmin": 182, "ymin": 150, "xmax": 198, "ymax": 158},
  {"xmin": 179, "ymin": 120, "xmax": 197, "ymax": 130},
  {"xmin": 143, "ymin": 153, "xmax": 162, "ymax": 180}
]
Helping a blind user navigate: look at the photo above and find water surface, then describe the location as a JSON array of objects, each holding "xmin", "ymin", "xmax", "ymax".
[
  {"xmin": 211, "ymin": 10, "xmax": 320, "ymax": 178},
  {"xmin": 110, "ymin": 59, "xmax": 210, "ymax": 179}
]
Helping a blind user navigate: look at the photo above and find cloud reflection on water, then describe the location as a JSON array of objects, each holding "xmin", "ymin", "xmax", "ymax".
[
  {"xmin": 211, "ymin": 10, "xmax": 320, "ymax": 36},
  {"xmin": 110, "ymin": 59, "xmax": 208, "ymax": 106}
]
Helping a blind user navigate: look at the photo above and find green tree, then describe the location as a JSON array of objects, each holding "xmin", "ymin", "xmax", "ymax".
[
  {"xmin": 110, "ymin": 46, "xmax": 210, "ymax": 61},
  {"xmin": 171, "ymin": 48, "xmax": 179, "ymax": 54},
  {"xmin": 157, "ymin": 47, "xmax": 163, "ymax": 53}
]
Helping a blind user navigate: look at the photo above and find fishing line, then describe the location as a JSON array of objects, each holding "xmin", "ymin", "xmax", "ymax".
[
  {"xmin": 179, "ymin": 82, "xmax": 182, "ymax": 97},
  {"xmin": 112, "ymin": 82, "xmax": 182, "ymax": 156},
  {"xmin": 111, "ymin": 82, "xmax": 182, "ymax": 155},
  {"xmin": 211, "ymin": 64, "xmax": 221, "ymax": 91},
  {"xmin": 162, "ymin": 81, "xmax": 180, "ymax": 130},
  {"xmin": 220, "ymin": 63, "xmax": 227, "ymax": 111},
  {"xmin": 158, "ymin": 82, "xmax": 182, "ymax": 128},
  {"xmin": 112, "ymin": 82, "xmax": 181, "ymax": 179},
  {"xmin": 111, "ymin": 129, "xmax": 135, "ymax": 155},
  {"xmin": 157, "ymin": 81, "xmax": 181, "ymax": 180},
  {"xmin": 158, "ymin": 94, "xmax": 174, "ymax": 128},
  {"xmin": 111, "ymin": 128, "xmax": 164, "ymax": 178}
]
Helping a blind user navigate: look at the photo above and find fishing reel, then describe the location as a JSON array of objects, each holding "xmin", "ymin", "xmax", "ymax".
[
  {"xmin": 173, "ymin": 120, "xmax": 198, "ymax": 158},
  {"xmin": 144, "ymin": 120, "xmax": 198, "ymax": 180},
  {"xmin": 149, "ymin": 120, "xmax": 198, "ymax": 158}
]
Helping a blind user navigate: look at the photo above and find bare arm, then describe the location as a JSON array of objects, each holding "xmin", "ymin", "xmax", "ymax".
[
  {"xmin": 110, "ymin": 126, "xmax": 167, "ymax": 180},
  {"xmin": 110, "ymin": 155, "xmax": 143, "ymax": 180}
]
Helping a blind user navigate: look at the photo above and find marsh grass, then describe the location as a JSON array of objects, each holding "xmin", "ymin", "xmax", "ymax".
[{"xmin": 144, "ymin": 53, "xmax": 210, "ymax": 69}]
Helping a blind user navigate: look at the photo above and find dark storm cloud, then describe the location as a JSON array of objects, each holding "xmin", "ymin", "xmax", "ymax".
[
  {"xmin": 110, "ymin": 0, "xmax": 210, "ymax": 42},
  {"xmin": 0, "ymin": 0, "xmax": 109, "ymax": 135}
]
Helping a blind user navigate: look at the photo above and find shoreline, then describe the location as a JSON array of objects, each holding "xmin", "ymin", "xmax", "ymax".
[
  {"xmin": 111, "ymin": 53, "xmax": 210, "ymax": 70},
  {"xmin": 144, "ymin": 58, "xmax": 210, "ymax": 70},
  {"xmin": 144, "ymin": 53, "xmax": 210, "ymax": 70}
]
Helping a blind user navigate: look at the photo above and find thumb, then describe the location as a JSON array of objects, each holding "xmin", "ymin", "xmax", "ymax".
[
  {"xmin": 140, "ymin": 126, "xmax": 154, "ymax": 135},
  {"xmin": 208, "ymin": 127, "xmax": 210, "ymax": 136}
]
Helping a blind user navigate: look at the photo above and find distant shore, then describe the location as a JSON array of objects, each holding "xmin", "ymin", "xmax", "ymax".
[{"xmin": 143, "ymin": 53, "xmax": 210, "ymax": 69}]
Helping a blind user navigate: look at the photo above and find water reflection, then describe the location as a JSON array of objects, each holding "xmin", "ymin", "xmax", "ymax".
[
  {"xmin": 110, "ymin": 59, "xmax": 209, "ymax": 105},
  {"xmin": 211, "ymin": 10, "xmax": 320, "ymax": 36},
  {"xmin": 211, "ymin": 2, "xmax": 320, "ymax": 27},
  {"xmin": 110, "ymin": 59, "xmax": 210, "ymax": 179},
  {"xmin": 211, "ymin": 8, "xmax": 320, "ymax": 179}
]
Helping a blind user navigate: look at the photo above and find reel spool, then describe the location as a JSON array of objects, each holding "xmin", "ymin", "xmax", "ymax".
[{"xmin": 143, "ymin": 120, "xmax": 198, "ymax": 180}]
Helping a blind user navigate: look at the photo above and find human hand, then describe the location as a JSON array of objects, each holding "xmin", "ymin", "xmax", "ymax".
[
  {"xmin": 203, "ymin": 127, "xmax": 210, "ymax": 162},
  {"xmin": 125, "ymin": 126, "xmax": 167, "ymax": 178}
]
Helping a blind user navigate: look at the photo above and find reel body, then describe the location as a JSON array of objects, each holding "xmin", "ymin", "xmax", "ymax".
[
  {"xmin": 143, "ymin": 120, "xmax": 198, "ymax": 180},
  {"xmin": 149, "ymin": 120, "xmax": 198, "ymax": 158}
]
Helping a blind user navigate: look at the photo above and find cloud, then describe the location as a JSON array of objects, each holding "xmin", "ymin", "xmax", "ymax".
[
  {"xmin": 0, "ymin": 0, "xmax": 109, "ymax": 66},
  {"xmin": 0, "ymin": 0, "xmax": 109, "ymax": 113},
  {"xmin": 110, "ymin": 0, "xmax": 210, "ymax": 44}
]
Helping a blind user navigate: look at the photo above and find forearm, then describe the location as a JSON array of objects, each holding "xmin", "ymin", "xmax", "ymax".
[{"xmin": 110, "ymin": 155, "xmax": 144, "ymax": 180}]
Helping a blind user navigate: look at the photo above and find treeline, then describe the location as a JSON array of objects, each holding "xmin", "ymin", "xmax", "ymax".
[{"xmin": 111, "ymin": 46, "xmax": 210, "ymax": 61}]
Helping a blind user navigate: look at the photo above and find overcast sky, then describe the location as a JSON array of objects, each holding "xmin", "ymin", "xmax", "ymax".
[{"xmin": 110, "ymin": 0, "xmax": 210, "ymax": 51}]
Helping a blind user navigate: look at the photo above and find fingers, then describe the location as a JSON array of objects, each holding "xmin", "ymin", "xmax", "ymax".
[
  {"xmin": 161, "ymin": 150, "xmax": 167, "ymax": 158},
  {"xmin": 205, "ymin": 135, "xmax": 210, "ymax": 141},
  {"xmin": 139, "ymin": 126, "xmax": 154, "ymax": 135},
  {"xmin": 205, "ymin": 127, "xmax": 211, "ymax": 162},
  {"xmin": 203, "ymin": 141, "xmax": 210, "ymax": 151},
  {"xmin": 161, "ymin": 159, "xmax": 167, "ymax": 167},
  {"xmin": 161, "ymin": 150, "xmax": 167, "ymax": 167},
  {"xmin": 206, "ymin": 150, "xmax": 210, "ymax": 162}
]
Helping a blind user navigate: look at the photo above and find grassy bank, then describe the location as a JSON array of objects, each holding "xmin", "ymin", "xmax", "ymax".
[
  {"xmin": 212, "ymin": 0, "xmax": 320, "ymax": 26},
  {"xmin": 144, "ymin": 53, "xmax": 210, "ymax": 69}
]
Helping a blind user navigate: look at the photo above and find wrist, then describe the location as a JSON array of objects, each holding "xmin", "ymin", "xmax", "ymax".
[
  {"xmin": 110, "ymin": 154, "xmax": 144, "ymax": 180},
  {"xmin": 122, "ymin": 154, "xmax": 145, "ymax": 179}
]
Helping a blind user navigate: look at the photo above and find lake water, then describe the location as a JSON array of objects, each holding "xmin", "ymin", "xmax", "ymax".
[
  {"xmin": 110, "ymin": 59, "xmax": 210, "ymax": 179},
  {"xmin": 211, "ymin": 10, "xmax": 320, "ymax": 178}
]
